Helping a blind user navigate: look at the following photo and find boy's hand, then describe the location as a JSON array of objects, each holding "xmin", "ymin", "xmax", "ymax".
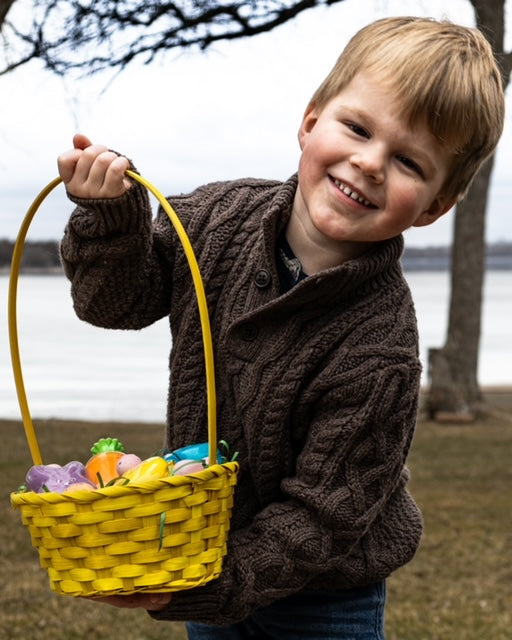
[
  {"xmin": 57, "ymin": 133, "xmax": 132, "ymax": 199},
  {"xmin": 87, "ymin": 592, "xmax": 172, "ymax": 611}
]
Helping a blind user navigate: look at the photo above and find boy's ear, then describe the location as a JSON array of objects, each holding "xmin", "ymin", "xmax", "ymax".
[
  {"xmin": 413, "ymin": 195, "xmax": 457, "ymax": 228},
  {"xmin": 298, "ymin": 103, "xmax": 320, "ymax": 150}
]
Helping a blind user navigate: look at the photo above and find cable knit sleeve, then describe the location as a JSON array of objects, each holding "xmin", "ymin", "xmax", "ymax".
[{"xmin": 59, "ymin": 178, "xmax": 178, "ymax": 328}]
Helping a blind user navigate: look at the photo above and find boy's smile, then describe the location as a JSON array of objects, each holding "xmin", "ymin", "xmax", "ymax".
[{"xmin": 289, "ymin": 71, "xmax": 455, "ymax": 272}]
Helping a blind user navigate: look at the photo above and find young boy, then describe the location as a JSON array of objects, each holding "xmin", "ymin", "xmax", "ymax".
[{"xmin": 57, "ymin": 16, "xmax": 504, "ymax": 639}]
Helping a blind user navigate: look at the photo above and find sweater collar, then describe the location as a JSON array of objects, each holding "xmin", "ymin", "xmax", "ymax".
[{"xmin": 260, "ymin": 174, "xmax": 405, "ymax": 304}]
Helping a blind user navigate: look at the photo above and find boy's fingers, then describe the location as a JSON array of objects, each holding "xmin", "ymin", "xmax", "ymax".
[
  {"xmin": 88, "ymin": 593, "xmax": 172, "ymax": 610},
  {"xmin": 85, "ymin": 150, "xmax": 121, "ymax": 185},
  {"xmin": 58, "ymin": 135, "xmax": 131, "ymax": 198},
  {"xmin": 57, "ymin": 148, "xmax": 82, "ymax": 184},
  {"xmin": 147, "ymin": 593, "xmax": 172, "ymax": 610},
  {"xmin": 73, "ymin": 133, "xmax": 93, "ymax": 150},
  {"xmin": 89, "ymin": 153, "xmax": 131, "ymax": 197},
  {"xmin": 69, "ymin": 145, "xmax": 111, "ymax": 190},
  {"xmin": 105, "ymin": 154, "xmax": 131, "ymax": 185},
  {"xmin": 57, "ymin": 143, "xmax": 108, "ymax": 187}
]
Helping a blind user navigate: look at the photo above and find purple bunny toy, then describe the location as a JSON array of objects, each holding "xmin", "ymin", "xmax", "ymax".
[{"xmin": 26, "ymin": 461, "xmax": 95, "ymax": 493}]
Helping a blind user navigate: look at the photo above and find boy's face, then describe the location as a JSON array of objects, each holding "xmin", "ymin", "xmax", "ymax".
[{"xmin": 293, "ymin": 71, "xmax": 455, "ymax": 259}]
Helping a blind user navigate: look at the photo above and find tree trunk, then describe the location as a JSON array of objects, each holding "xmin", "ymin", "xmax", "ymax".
[
  {"xmin": 425, "ymin": 158, "xmax": 495, "ymax": 420},
  {"xmin": 425, "ymin": 0, "xmax": 510, "ymax": 422}
]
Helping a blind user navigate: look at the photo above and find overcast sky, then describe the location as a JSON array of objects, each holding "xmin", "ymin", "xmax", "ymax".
[{"xmin": 1, "ymin": 0, "xmax": 510, "ymax": 246}]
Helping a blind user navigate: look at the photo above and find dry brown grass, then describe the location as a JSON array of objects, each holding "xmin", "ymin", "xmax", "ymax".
[{"xmin": 1, "ymin": 410, "xmax": 511, "ymax": 639}]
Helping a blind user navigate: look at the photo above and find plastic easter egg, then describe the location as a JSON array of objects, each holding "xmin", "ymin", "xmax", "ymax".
[
  {"xmin": 164, "ymin": 442, "xmax": 226, "ymax": 464},
  {"xmin": 63, "ymin": 482, "xmax": 96, "ymax": 494},
  {"xmin": 172, "ymin": 459, "xmax": 206, "ymax": 476},
  {"xmin": 116, "ymin": 454, "xmax": 142, "ymax": 476}
]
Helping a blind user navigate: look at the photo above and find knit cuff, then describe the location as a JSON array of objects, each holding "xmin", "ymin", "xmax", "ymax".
[
  {"xmin": 147, "ymin": 582, "xmax": 225, "ymax": 625},
  {"xmin": 66, "ymin": 179, "xmax": 151, "ymax": 238}
]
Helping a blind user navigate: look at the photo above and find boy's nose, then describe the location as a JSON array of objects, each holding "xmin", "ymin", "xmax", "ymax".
[{"xmin": 350, "ymin": 146, "xmax": 385, "ymax": 183}]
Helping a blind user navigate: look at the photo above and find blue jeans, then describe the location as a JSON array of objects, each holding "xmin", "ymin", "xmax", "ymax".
[{"xmin": 186, "ymin": 581, "xmax": 386, "ymax": 639}]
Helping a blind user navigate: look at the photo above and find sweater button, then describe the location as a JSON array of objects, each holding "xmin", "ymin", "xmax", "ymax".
[
  {"xmin": 255, "ymin": 269, "xmax": 271, "ymax": 288},
  {"xmin": 240, "ymin": 322, "xmax": 259, "ymax": 342}
]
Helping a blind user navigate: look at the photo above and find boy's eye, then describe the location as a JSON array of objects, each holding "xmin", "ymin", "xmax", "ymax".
[
  {"xmin": 397, "ymin": 154, "xmax": 423, "ymax": 176},
  {"xmin": 347, "ymin": 123, "xmax": 369, "ymax": 138}
]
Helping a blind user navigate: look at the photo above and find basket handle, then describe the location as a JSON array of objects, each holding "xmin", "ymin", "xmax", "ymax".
[{"xmin": 8, "ymin": 171, "xmax": 217, "ymax": 468}]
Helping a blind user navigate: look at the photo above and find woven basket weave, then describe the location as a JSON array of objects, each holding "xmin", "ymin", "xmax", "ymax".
[
  {"xmin": 9, "ymin": 173, "xmax": 239, "ymax": 597},
  {"xmin": 11, "ymin": 463, "xmax": 238, "ymax": 596}
]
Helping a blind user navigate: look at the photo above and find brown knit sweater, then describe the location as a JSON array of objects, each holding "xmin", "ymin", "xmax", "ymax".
[{"xmin": 60, "ymin": 174, "xmax": 423, "ymax": 625}]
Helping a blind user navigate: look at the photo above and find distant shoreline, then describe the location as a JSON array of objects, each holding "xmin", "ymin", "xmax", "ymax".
[
  {"xmin": 3, "ymin": 263, "xmax": 512, "ymax": 276},
  {"xmin": 3, "ymin": 238, "xmax": 512, "ymax": 273},
  {"xmin": 2, "ymin": 387, "xmax": 511, "ymax": 427},
  {"xmin": 0, "ymin": 267, "xmax": 64, "ymax": 276},
  {"xmin": 3, "ymin": 239, "xmax": 512, "ymax": 273}
]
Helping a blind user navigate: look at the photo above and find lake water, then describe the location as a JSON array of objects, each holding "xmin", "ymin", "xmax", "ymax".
[{"xmin": 1, "ymin": 273, "xmax": 511, "ymax": 423}]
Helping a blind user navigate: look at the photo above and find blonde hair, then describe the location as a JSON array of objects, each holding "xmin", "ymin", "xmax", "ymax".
[{"xmin": 309, "ymin": 17, "xmax": 505, "ymax": 202}]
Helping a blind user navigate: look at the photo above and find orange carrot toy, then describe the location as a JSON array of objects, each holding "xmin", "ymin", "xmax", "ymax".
[{"xmin": 85, "ymin": 437, "xmax": 126, "ymax": 487}]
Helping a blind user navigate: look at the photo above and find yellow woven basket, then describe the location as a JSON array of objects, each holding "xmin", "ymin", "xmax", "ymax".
[{"xmin": 9, "ymin": 172, "xmax": 239, "ymax": 597}]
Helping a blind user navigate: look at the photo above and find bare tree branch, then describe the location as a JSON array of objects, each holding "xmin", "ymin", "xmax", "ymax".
[
  {"xmin": 0, "ymin": 0, "xmax": 339, "ymax": 76},
  {"xmin": 0, "ymin": 0, "xmax": 16, "ymax": 25}
]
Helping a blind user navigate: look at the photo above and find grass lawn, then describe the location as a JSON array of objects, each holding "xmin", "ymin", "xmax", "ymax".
[{"xmin": 1, "ymin": 410, "xmax": 511, "ymax": 640}]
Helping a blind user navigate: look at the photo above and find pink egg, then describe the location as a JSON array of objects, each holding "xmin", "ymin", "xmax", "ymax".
[
  {"xmin": 172, "ymin": 459, "xmax": 206, "ymax": 476},
  {"xmin": 116, "ymin": 454, "xmax": 142, "ymax": 475}
]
